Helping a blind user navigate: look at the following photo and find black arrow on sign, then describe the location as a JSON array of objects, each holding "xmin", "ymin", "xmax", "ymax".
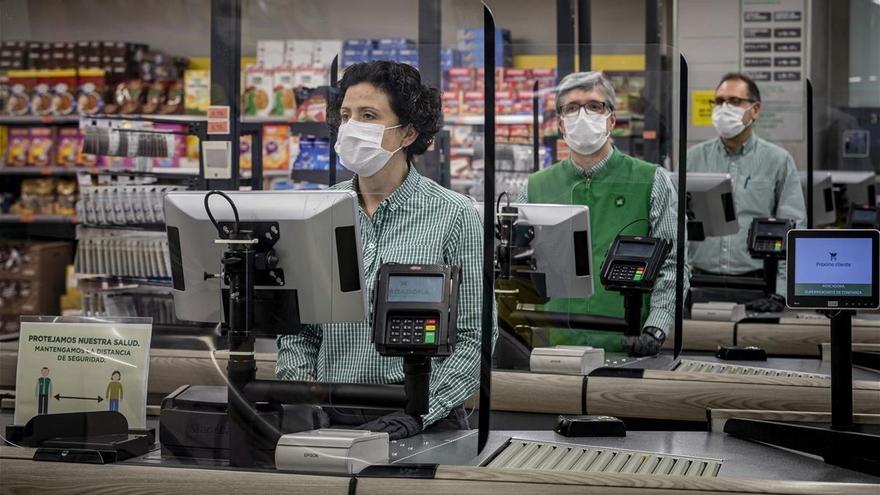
[{"xmin": 54, "ymin": 394, "xmax": 103, "ymax": 403}]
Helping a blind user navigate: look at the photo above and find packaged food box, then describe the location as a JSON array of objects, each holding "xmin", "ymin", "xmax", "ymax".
[
  {"xmin": 271, "ymin": 68, "xmax": 297, "ymax": 118},
  {"xmin": 240, "ymin": 134, "xmax": 252, "ymax": 171},
  {"xmin": 6, "ymin": 127, "xmax": 30, "ymax": 166},
  {"xmin": 56, "ymin": 128, "xmax": 80, "ymax": 167},
  {"xmin": 242, "ymin": 66, "xmax": 273, "ymax": 117},
  {"xmin": 184, "ymin": 69, "xmax": 210, "ymax": 115},
  {"xmin": 262, "ymin": 125, "xmax": 290, "ymax": 170},
  {"xmin": 5, "ymin": 70, "xmax": 34, "ymax": 115},
  {"xmin": 50, "ymin": 69, "xmax": 77, "ymax": 115},
  {"xmin": 28, "ymin": 126, "xmax": 53, "ymax": 167},
  {"xmin": 76, "ymin": 68, "xmax": 105, "ymax": 115}
]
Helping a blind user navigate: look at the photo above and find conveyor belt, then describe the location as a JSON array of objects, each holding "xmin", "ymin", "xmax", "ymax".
[
  {"xmin": 675, "ymin": 359, "xmax": 830, "ymax": 379},
  {"xmin": 484, "ymin": 439, "xmax": 723, "ymax": 477}
]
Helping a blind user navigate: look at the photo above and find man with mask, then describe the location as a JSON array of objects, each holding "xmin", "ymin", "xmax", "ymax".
[
  {"xmin": 520, "ymin": 71, "xmax": 683, "ymax": 357},
  {"xmin": 687, "ymin": 73, "xmax": 805, "ymax": 312}
]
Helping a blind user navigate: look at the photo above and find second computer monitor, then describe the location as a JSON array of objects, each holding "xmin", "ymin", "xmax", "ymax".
[
  {"xmin": 799, "ymin": 171, "xmax": 837, "ymax": 227},
  {"xmin": 677, "ymin": 173, "xmax": 739, "ymax": 239}
]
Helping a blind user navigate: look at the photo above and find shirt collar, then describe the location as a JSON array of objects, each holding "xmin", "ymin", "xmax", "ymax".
[
  {"xmin": 716, "ymin": 133, "xmax": 758, "ymax": 157},
  {"xmin": 350, "ymin": 164, "xmax": 421, "ymax": 212},
  {"xmin": 565, "ymin": 146, "xmax": 615, "ymax": 178}
]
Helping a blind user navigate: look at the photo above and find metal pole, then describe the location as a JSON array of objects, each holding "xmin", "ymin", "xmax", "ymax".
[
  {"xmin": 577, "ymin": 0, "xmax": 591, "ymax": 71},
  {"xmin": 674, "ymin": 54, "xmax": 688, "ymax": 360},
  {"xmin": 830, "ymin": 311, "xmax": 854, "ymax": 430},
  {"xmin": 479, "ymin": 2, "xmax": 497, "ymax": 455},
  {"xmin": 532, "ymin": 80, "xmax": 540, "ymax": 172},
  {"xmin": 329, "ymin": 56, "xmax": 339, "ymax": 186},
  {"xmin": 806, "ymin": 79, "xmax": 814, "ymax": 229},
  {"xmin": 643, "ymin": 0, "xmax": 661, "ymax": 164},
  {"xmin": 556, "ymin": 0, "xmax": 575, "ymax": 79},
  {"xmin": 208, "ymin": 0, "xmax": 241, "ymax": 192}
]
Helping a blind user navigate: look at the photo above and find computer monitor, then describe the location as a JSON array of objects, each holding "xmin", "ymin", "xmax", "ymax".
[
  {"xmin": 476, "ymin": 203, "xmax": 593, "ymax": 299},
  {"xmin": 786, "ymin": 229, "xmax": 880, "ymax": 310},
  {"xmin": 674, "ymin": 173, "xmax": 739, "ymax": 240},
  {"xmin": 164, "ymin": 190, "xmax": 368, "ymax": 325},
  {"xmin": 799, "ymin": 171, "xmax": 837, "ymax": 227},
  {"xmin": 847, "ymin": 205, "xmax": 880, "ymax": 230},
  {"xmin": 827, "ymin": 170, "xmax": 877, "ymax": 207}
]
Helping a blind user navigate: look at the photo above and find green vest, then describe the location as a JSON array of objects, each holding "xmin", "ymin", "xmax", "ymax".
[
  {"xmin": 527, "ymin": 149, "xmax": 656, "ymax": 351},
  {"xmin": 37, "ymin": 377, "xmax": 51, "ymax": 395}
]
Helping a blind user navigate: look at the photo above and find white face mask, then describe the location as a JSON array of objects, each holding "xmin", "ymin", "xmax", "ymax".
[
  {"xmin": 562, "ymin": 108, "xmax": 611, "ymax": 156},
  {"xmin": 334, "ymin": 119, "xmax": 403, "ymax": 177},
  {"xmin": 712, "ymin": 102, "xmax": 755, "ymax": 139}
]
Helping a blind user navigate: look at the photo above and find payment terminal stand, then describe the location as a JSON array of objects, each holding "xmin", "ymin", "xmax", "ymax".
[
  {"xmin": 599, "ymin": 236, "xmax": 671, "ymax": 337},
  {"xmin": 723, "ymin": 229, "xmax": 880, "ymax": 476},
  {"xmin": 746, "ymin": 217, "xmax": 795, "ymax": 296},
  {"xmin": 164, "ymin": 190, "xmax": 462, "ymax": 469}
]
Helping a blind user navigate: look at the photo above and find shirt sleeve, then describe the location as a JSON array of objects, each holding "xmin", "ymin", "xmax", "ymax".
[
  {"xmin": 772, "ymin": 154, "xmax": 807, "ymax": 298},
  {"xmin": 422, "ymin": 202, "xmax": 496, "ymax": 427},
  {"xmin": 275, "ymin": 325, "xmax": 323, "ymax": 381},
  {"xmin": 644, "ymin": 169, "xmax": 689, "ymax": 335},
  {"xmin": 517, "ymin": 186, "xmax": 528, "ymax": 203}
]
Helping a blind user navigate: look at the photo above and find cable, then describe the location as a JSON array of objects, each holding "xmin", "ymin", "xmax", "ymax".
[
  {"xmin": 203, "ymin": 190, "xmax": 240, "ymax": 237},
  {"xmin": 495, "ymin": 191, "xmax": 509, "ymax": 214},
  {"xmin": 616, "ymin": 218, "xmax": 650, "ymax": 236}
]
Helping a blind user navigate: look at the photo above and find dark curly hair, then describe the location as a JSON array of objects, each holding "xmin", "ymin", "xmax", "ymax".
[{"xmin": 327, "ymin": 61, "xmax": 442, "ymax": 160}]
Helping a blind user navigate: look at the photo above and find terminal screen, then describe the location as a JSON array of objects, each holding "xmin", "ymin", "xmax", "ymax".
[
  {"xmin": 616, "ymin": 241, "xmax": 655, "ymax": 258},
  {"xmin": 387, "ymin": 275, "xmax": 444, "ymax": 303},
  {"xmin": 793, "ymin": 237, "xmax": 874, "ymax": 298}
]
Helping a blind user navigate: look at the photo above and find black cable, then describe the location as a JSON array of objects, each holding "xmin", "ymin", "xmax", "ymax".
[
  {"xmin": 203, "ymin": 190, "xmax": 240, "ymax": 236},
  {"xmin": 616, "ymin": 218, "xmax": 650, "ymax": 236},
  {"xmin": 496, "ymin": 191, "xmax": 509, "ymax": 214}
]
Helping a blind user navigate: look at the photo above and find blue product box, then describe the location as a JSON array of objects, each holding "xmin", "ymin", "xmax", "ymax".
[
  {"xmin": 294, "ymin": 137, "xmax": 315, "ymax": 170},
  {"xmin": 378, "ymin": 38, "xmax": 414, "ymax": 48},
  {"xmin": 314, "ymin": 139, "xmax": 330, "ymax": 170},
  {"xmin": 344, "ymin": 39, "xmax": 374, "ymax": 48}
]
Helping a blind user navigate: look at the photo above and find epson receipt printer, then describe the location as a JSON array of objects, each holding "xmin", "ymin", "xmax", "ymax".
[{"xmin": 275, "ymin": 429, "xmax": 389, "ymax": 475}]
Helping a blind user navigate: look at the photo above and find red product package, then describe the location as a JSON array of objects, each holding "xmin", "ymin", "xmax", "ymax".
[
  {"xmin": 441, "ymin": 91, "xmax": 462, "ymax": 116},
  {"xmin": 31, "ymin": 72, "xmax": 53, "ymax": 116},
  {"xmin": 495, "ymin": 90, "xmax": 515, "ymax": 116},
  {"xmin": 462, "ymin": 91, "xmax": 484, "ymax": 116},
  {"xmin": 4, "ymin": 70, "xmax": 35, "ymax": 116}
]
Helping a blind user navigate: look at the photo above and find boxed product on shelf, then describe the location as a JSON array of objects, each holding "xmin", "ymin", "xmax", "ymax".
[
  {"xmin": 271, "ymin": 68, "xmax": 297, "ymax": 118},
  {"xmin": 31, "ymin": 73, "xmax": 53, "ymax": 116},
  {"xmin": 507, "ymin": 124, "xmax": 532, "ymax": 144},
  {"xmin": 312, "ymin": 40, "xmax": 342, "ymax": 68},
  {"xmin": 285, "ymin": 39, "xmax": 315, "ymax": 68},
  {"xmin": 257, "ymin": 40, "xmax": 286, "ymax": 68},
  {"xmin": 50, "ymin": 69, "xmax": 77, "ymax": 115},
  {"xmin": 295, "ymin": 87, "xmax": 327, "ymax": 122},
  {"xmin": 56, "ymin": 128, "xmax": 80, "ymax": 167},
  {"xmin": 242, "ymin": 66, "xmax": 273, "ymax": 117},
  {"xmin": 6, "ymin": 127, "xmax": 30, "ymax": 166},
  {"xmin": 184, "ymin": 69, "xmax": 210, "ymax": 115},
  {"xmin": 442, "ymin": 91, "xmax": 462, "ymax": 116},
  {"xmin": 313, "ymin": 139, "xmax": 329, "ymax": 170},
  {"xmin": 462, "ymin": 91, "xmax": 484, "ymax": 116},
  {"xmin": 262, "ymin": 124, "xmax": 291, "ymax": 170},
  {"xmin": 5, "ymin": 70, "xmax": 34, "ymax": 115},
  {"xmin": 76, "ymin": 68, "xmax": 106, "ymax": 115},
  {"xmin": 446, "ymin": 67, "xmax": 476, "ymax": 91},
  {"xmin": 457, "ymin": 27, "xmax": 512, "ymax": 68},
  {"xmin": 293, "ymin": 136, "xmax": 315, "ymax": 170},
  {"xmin": 27, "ymin": 126, "xmax": 53, "ymax": 167},
  {"xmin": 8, "ymin": 178, "xmax": 77, "ymax": 215},
  {"xmin": 239, "ymin": 134, "xmax": 253, "ymax": 170}
]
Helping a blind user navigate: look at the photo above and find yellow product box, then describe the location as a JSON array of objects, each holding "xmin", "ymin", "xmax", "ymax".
[{"xmin": 184, "ymin": 69, "xmax": 210, "ymax": 115}]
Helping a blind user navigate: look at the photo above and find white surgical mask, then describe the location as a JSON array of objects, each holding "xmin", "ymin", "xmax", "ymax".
[
  {"xmin": 334, "ymin": 119, "xmax": 403, "ymax": 177},
  {"xmin": 562, "ymin": 109, "xmax": 610, "ymax": 155},
  {"xmin": 712, "ymin": 102, "xmax": 754, "ymax": 139}
]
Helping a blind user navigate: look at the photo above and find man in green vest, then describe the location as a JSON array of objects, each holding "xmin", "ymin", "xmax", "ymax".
[
  {"xmin": 36, "ymin": 366, "xmax": 52, "ymax": 415},
  {"xmin": 521, "ymin": 71, "xmax": 684, "ymax": 356}
]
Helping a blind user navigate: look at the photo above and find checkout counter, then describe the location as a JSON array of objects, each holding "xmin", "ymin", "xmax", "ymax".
[{"xmin": 2, "ymin": 190, "xmax": 879, "ymax": 491}]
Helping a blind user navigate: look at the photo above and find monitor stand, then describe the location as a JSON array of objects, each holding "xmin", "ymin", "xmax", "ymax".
[{"xmin": 722, "ymin": 310, "xmax": 880, "ymax": 476}]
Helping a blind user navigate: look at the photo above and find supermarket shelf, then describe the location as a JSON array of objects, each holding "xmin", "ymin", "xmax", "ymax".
[
  {"xmin": 79, "ymin": 223, "xmax": 166, "ymax": 232},
  {"xmin": 0, "ymin": 115, "xmax": 80, "ymax": 125},
  {"xmin": 89, "ymin": 168, "xmax": 200, "ymax": 180},
  {"xmin": 444, "ymin": 115, "xmax": 541, "ymax": 126},
  {"xmin": 0, "ymin": 214, "xmax": 79, "ymax": 224},
  {"xmin": 82, "ymin": 114, "xmax": 208, "ymax": 124},
  {"xmin": 242, "ymin": 169, "xmax": 291, "ymax": 179},
  {"xmin": 75, "ymin": 274, "xmax": 173, "ymax": 289},
  {"xmin": 0, "ymin": 166, "xmax": 81, "ymax": 177}
]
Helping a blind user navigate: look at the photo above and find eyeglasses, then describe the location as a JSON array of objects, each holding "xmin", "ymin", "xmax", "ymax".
[
  {"xmin": 713, "ymin": 96, "xmax": 756, "ymax": 107},
  {"xmin": 557, "ymin": 100, "xmax": 613, "ymax": 117}
]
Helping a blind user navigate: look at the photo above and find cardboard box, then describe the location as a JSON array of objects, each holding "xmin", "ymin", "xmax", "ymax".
[{"xmin": 184, "ymin": 69, "xmax": 210, "ymax": 115}]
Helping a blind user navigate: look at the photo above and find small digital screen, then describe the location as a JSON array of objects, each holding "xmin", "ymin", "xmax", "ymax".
[
  {"xmin": 616, "ymin": 241, "xmax": 655, "ymax": 258},
  {"xmin": 794, "ymin": 237, "xmax": 874, "ymax": 298},
  {"xmin": 851, "ymin": 209, "xmax": 876, "ymax": 223},
  {"xmin": 757, "ymin": 221, "xmax": 788, "ymax": 237},
  {"xmin": 387, "ymin": 275, "xmax": 444, "ymax": 303}
]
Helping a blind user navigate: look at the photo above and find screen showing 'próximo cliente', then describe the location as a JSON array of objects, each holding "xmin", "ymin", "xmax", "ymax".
[{"xmin": 794, "ymin": 237, "xmax": 874, "ymax": 297}]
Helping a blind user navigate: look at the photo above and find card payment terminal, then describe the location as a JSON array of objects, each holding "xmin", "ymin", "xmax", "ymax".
[
  {"xmin": 600, "ymin": 236, "xmax": 671, "ymax": 292},
  {"xmin": 372, "ymin": 263, "xmax": 461, "ymax": 357},
  {"xmin": 748, "ymin": 217, "xmax": 795, "ymax": 259}
]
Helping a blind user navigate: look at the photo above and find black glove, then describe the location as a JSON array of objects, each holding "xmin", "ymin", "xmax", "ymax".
[
  {"xmin": 745, "ymin": 294, "xmax": 786, "ymax": 313},
  {"xmin": 622, "ymin": 327, "xmax": 665, "ymax": 357},
  {"xmin": 355, "ymin": 412, "xmax": 423, "ymax": 440}
]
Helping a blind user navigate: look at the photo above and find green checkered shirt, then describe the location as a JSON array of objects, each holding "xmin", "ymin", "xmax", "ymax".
[
  {"xmin": 519, "ymin": 148, "xmax": 686, "ymax": 335},
  {"xmin": 686, "ymin": 134, "xmax": 806, "ymax": 297},
  {"xmin": 276, "ymin": 165, "xmax": 494, "ymax": 426}
]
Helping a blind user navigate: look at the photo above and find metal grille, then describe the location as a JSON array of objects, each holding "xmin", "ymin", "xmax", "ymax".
[
  {"xmin": 485, "ymin": 439, "xmax": 722, "ymax": 477},
  {"xmin": 675, "ymin": 360, "xmax": 829, "ymax": 379}
]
